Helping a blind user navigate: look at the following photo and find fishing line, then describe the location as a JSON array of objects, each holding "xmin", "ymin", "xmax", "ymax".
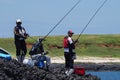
[
  {"xmin": 41, "ymin": 0, "xmax": 82, "ymax": 61},
  {"xmin": 43, "ymin": 0, "xmax": 82, "ymax": 40},
  {"xmin": 76, "ymin": 0, "xmax": 108, "ymax": 40},
  {"xmin": 27, "ymin": 0, "xmax": 82, "ymax": 61},
  {"xmin": 29, "ymin": 36, "xmax": 37, "ymax": 42},
  {"xmin": 43, "ymin": 44, "xmax": 65, "ymax": 60}
]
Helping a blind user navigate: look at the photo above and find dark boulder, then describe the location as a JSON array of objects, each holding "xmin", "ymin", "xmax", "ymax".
[{"xmin": 0, "ymin": 58, "xmax": 100, "ymax": 80}]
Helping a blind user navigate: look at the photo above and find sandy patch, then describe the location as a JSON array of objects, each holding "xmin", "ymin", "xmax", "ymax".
[{"xmin": 51, "ymin": 56, "xmax": 120, "ymax": 63}]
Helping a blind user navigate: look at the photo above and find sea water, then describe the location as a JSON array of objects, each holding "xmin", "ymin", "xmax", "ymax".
[{"xmin": 87, "ymin": 71, "xmax": 120, "ymax": 80}]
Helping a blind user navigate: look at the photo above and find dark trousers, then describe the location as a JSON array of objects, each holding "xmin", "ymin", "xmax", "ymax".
[
  {"xmin": 15, "ymin": 40, "xmax": 27, "ymax": 56},
  {"xmin": 64, "ymin": 52, "xmax": 74, "ymax": 68}
]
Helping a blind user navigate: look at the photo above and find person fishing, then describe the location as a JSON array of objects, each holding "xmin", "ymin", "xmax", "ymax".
[
  {"xmin": 14, "ymin": 19, "xmax": 29, "ymax": 63},
  {"xmin": 29, "ymin": 38, "xmax": 51, "ymax": 70},
  {"xmin": 63, "ymin": 30, "xmax": 78, "ymax": 76}
]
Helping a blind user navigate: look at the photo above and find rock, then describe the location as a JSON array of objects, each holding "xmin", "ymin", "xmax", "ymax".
[{"xmin": 0, "ymin": 58, "xmax": 100, "ymax": 80}]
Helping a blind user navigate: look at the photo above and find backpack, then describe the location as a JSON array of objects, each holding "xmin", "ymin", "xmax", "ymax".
[{"xmin": 63, "ymin": 36, "xmax": 69, "ymax": 48}]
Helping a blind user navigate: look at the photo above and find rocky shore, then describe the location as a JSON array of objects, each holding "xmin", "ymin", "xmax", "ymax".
[
  {"xmin": 1, "ymin": 57, "xmax": 120, "ymax": 80},
  {"xmin": 0, "ymin": 58, "xmax": 102, "ymax": 80},
  {"xmin": 74, "ymin": 63, "xmax": 120, "ymax": 71}
]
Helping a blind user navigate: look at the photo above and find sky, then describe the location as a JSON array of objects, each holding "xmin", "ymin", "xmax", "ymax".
[{"xmin": 0, "ymin": 0, "xmax": 120, "ymax": 38}]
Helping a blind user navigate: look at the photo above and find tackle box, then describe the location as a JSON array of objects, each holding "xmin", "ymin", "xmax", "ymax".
[{"xmin": 74, "ymin": 67, "xmax": 85, "ymax": 76}]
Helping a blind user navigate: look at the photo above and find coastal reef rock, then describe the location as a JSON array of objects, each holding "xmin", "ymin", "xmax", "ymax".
[{"xmin": 0, "ymin": 58, "xmax": 100, "ymax": 80}]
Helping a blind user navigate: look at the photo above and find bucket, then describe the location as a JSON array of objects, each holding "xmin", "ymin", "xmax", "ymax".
[
  {"xmin": 74, "ymin": 67, "xmax": 85, "ymax": 76},
  {"xmin": 38, "ymin": 60, "xmax": 45, "ymax": 68},
  {"xmin": 23, "ymin": 59, "xmax": 34, "ymax": 66}
]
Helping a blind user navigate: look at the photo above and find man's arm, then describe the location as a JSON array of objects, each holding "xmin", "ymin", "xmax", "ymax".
[{"xmin": 14, "ymin": 27, "xmax": 21, "ymax": 36}]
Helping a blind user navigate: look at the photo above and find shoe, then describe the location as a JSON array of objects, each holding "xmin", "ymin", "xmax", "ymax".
[{"xmin": 66, "ymin": 69, "xmax": 74, "ymax": 76}]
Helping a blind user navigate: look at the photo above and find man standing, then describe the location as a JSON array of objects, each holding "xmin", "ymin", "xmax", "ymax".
[
  {"xmin": 14, "ymin": 19, "xmax": 29, "ymax": 63},
  {"xmin": 63, "ymin": 30, "xmax": 78, "ymax": 76}
]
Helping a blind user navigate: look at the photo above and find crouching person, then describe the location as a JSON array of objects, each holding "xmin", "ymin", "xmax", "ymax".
[{"xmin": 29, "ymin": 38, "xmax": 51, "ymax": 70}]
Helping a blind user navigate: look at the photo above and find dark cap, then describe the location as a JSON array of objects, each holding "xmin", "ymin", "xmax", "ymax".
[
  {"xmin": 68, "ymin": 30, "xmax": 74, "ymax": 34},
  {"xmin": 39, "ymin": 38, "xmax": 44, "ymax": 42}
]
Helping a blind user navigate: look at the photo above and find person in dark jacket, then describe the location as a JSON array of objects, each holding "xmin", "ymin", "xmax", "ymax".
[
  {"xmin": 63, "ymin": 30, "xmax": 78, "ymax": 76},
  {"xmin": 14, "ymin": 19, "xmax": 29, "ymax": 63},
  {"xmin": 29, "ymin": 38, "xmax": 51, "ymax": 70}
]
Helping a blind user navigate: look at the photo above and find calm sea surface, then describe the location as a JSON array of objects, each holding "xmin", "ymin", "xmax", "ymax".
[{"xmin": 87, "ymin": 71, "xmax": 120, "ymax": 80}]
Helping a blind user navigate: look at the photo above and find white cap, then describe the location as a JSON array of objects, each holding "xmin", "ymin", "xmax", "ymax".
[{"xmin": 16, "ymin": 19, "xmax": 22, "ymax": 23}]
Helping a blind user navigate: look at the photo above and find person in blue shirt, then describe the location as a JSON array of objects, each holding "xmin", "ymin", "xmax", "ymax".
[{"xmin": 29, "ymin": 38, "xmax": 51, "ymax": 70}]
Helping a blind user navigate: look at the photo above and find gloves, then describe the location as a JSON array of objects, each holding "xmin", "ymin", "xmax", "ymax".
[
  {"xmin": 74, "ymin": 39, "xmax": 78, "ymax": 44},
  {"xmin": 45, "ymin": 51, "xmax": 49, "ymax": 54},
  {"xmin": 24, "ymin": 33, "xmax": 29, "ymax": 39},
  {"xmin": 42, "ymin": 51, "xmax": 49, "ymax": 55}
]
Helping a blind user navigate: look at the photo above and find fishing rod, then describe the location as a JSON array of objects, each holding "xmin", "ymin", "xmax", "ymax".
[
  {"xmin": 29, "ymin": 0, "xmax": 81, "ymax": 43},
  {"xmin": 42, "ymin": 0, "xmax": 81, "ymax": 60},
  {"xmin": 76, "ymin": 0, "xmax": 108, "ymax": 41},
  {"xmin": 43, "ymin": 0, "xmax": 82, "ymax": 40}
]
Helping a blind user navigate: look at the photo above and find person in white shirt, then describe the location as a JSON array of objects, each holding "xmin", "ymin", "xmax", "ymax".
[{"xmin": 14, "ymin": 19, "xmax": 29, "ymax": 63}]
